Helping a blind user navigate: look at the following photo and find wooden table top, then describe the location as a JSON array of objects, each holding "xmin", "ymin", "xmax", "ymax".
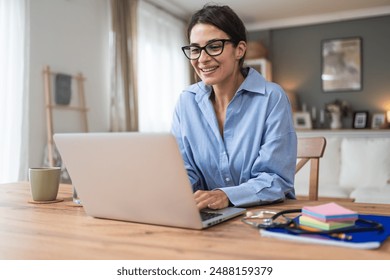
[{"xmin": 1, "ymin": 182, "xmax": 389, "ymax": 260}]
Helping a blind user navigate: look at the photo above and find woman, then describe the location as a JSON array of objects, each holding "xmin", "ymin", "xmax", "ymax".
[{"xmin": 171, "ymin": 4, "xmax": 297, "ymax": 210}]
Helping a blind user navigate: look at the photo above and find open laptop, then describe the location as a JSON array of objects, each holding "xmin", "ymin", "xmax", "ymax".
[{"xmin": 53, "ymin": 132, "xmax": 246, "ymax": 229}]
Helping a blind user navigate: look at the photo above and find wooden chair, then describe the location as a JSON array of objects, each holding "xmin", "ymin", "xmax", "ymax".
[{"xmin": 295, "ymin": 137, "xmax": 326, "ymax": 201}]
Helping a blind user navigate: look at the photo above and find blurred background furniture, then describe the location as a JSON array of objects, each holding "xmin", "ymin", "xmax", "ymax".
[
  {"xmin": 295, "ymin": 130, "xmax": 390, "ymax": 204},
  {"xmin": 43, "ymin": 65, "xmax": 88, "ymax": 167},
  {"xmin": 295, "ymin": 137, "xmax": 326, "ymax": 200}
]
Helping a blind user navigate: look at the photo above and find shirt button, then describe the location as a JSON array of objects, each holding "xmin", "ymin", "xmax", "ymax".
[{"xmin": 225, "ymin": 177, "xmax": 231, "ymax": 182}]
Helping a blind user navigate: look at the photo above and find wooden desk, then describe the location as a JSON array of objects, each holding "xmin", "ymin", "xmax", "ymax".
[{"xmin": 1, "ymin": 182, "xmax": 389, "ymax": 260}]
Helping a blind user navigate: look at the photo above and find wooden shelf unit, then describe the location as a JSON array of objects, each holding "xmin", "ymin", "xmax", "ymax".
[{"xmin": 43, "ymin": 65, "xmax": 88, "ymax": 167}]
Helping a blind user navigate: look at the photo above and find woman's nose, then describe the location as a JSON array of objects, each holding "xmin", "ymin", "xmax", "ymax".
[{"xmin": 198, "ymin": 49, "xmax": 211, "ymax": 63}]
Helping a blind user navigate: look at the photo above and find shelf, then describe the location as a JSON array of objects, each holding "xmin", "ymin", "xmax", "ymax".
[
  {"xmin": 47, "ymin": 104, "xmax": 89, "ymax": 112},
  {"xmin": 296, "ymin": 129, "xmax": 390, "ymax": 138}
]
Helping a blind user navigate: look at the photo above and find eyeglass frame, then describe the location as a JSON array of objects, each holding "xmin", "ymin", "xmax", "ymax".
[{"xmin": 181, "ymin": 39, "xmax": 233, "ymax": 60}]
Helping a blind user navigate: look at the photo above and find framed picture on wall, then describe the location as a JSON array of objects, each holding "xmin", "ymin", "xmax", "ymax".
[
  {"xmin": 371, "ymin": 113, "xmax": 386, "ymax": 129},
  {"xmin": 353, "ymin": 111, "xmax": 369, "ymax": 129},
  {"xmin": 293, "ymin": 112, "xmax": 312, "ymax": 130},
  {"xmin": 321, "ymin": 37, "xmax": 362, "ymax": 92}
]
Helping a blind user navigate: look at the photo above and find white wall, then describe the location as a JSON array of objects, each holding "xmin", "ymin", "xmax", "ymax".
[{"xmin": 28, "ymin": 0, "xmax": 110, "ymax": 169}]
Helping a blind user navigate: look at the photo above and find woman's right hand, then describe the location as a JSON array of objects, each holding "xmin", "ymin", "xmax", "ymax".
[{"xmin": 194, "ymin": 189, "xmax": 229, "ymax": 210}]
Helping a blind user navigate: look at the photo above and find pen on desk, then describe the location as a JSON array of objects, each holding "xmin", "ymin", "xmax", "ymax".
[
  {"xmin": 330, "ymin": 233, "xmax": 352, "ymax": 240},
  {"xmin": 298, "ymin": 225, "xmax": 353, "ymax": 240}
]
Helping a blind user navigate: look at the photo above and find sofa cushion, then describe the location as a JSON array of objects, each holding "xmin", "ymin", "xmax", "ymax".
[
  {"xmin": 318, "ymin": 184, "xmax": 351, "ymax": 198},
  {"xmin": 350, "ymin": 187, "xmax": 390, "ymax": 204},
  {"xmin": 339, "ymin": 138, "xmax": 390, "ymax": 189},
  {"xmin": 294, "ymin": 182, "xmax": 350, "ymax": 198},
  {"xmin": 319, "ymin": 137, "xmax": 341, "ymax": 185}
]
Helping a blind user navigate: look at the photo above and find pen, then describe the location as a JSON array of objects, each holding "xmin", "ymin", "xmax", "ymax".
[
  {"xmin": 330, "ymin": 233, "xmax": 352, "ymax": 240},
  {"xmin": 298, "ymin": 225, "xmax": 353, "ymax": 240}
]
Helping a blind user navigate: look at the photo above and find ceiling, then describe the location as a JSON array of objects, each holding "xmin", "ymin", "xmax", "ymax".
[{"xmin": 146, "ymin": 0, "xmax": 390, "ymax": 30}]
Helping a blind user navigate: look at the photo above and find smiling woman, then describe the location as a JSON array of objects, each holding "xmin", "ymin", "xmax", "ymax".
[
  {"xmin": 0, "ymin": 0, "xmax": 29, "ymax": 183},
  {"xmin": 171, "ymin": 4, "xmax": 297, "ymax": 210}
]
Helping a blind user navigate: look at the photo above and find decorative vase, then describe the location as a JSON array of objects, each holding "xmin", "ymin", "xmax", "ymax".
[{"xmin": 330, "ymin": 112, "xmax": 342, "ymax": 129}]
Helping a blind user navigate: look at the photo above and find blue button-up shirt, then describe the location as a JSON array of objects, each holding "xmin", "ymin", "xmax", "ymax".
[{"xmin": 171, "ymin": 68, "xmax": 297, "ymax": 207}]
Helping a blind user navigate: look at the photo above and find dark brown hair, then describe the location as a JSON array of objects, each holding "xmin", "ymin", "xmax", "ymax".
[{"xmin": 186, "ymin": 4, "xmax": 247, "ymax": 68}]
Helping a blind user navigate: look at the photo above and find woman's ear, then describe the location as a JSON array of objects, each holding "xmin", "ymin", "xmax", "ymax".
[{"xmin": 236, "ymin": 41, "xmax": 247, "ymax": 59}]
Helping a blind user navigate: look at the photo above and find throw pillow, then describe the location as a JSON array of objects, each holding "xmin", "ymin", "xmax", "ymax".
[{"xmin": 339, "ymin": 138, "xmax": 390, "ymax": 189}]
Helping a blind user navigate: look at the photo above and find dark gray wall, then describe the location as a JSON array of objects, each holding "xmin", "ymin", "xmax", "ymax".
[{"xmin": 248, "ymin": 16, "xmax": 390, "ymax": 128}]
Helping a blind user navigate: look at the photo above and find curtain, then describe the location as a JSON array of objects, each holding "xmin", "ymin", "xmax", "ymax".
[
  {"xmin": 137, "ymin": 0, "xmax": 190, "ymax": 132},
  {"xmin": 0, "ymin": 0, "xmax": 29, "ymax": 183},
  {"xmin": 109, "ymin": 0, "xmax": 139, "ymax": 131}
]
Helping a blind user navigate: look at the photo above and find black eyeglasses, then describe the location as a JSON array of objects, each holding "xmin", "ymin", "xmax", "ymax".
[{"xmin": 181, "ymin": 39, "xmax": 233, "ymax": 60}]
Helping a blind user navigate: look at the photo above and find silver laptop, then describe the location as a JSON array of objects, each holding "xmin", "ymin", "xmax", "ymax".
[{"xmin": 54, "ymin": 132, "xmax": 246, "ymax": 229}]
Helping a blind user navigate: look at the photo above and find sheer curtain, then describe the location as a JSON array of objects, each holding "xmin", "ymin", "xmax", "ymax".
[
  {"xmin": 0, "ymin": 0, "xmax": 29, "ymax": 183},
  {"xmin": 137, "ymin": 0, "xmax": 190, "ymax": 132}
]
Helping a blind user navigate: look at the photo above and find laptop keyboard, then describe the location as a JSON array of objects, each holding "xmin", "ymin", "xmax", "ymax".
[{"xmin": 200, "ymin": 211, "xmax": 223, "ymax": 221}]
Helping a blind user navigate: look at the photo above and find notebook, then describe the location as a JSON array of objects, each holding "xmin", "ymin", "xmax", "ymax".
[
  {"xmin": 53, "ymin": 132, "xmax": 246, "ymax": 229},
  {"xmin": 260, "ymin": 214, "xmax": 390, "ymax": 249}
]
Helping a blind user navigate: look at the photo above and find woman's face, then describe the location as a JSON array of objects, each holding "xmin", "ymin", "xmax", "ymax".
[{"xmin": 189, "ymin": 23, "xmax": 246, "ymax": 86}]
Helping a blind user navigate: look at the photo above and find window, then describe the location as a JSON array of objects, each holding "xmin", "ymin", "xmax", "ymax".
[
  {"xmin": 0, "ymin": 0, "xmax": 29, "ymax": 183},
  {"xmin": 137, "ymin": 1, "xmax": 190, "ymax": 132}
]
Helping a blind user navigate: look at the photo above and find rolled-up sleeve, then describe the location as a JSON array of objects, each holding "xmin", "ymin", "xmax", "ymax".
[{"xmin": 221, "ymin": 132, "xmax": 297, "ymax": 207}]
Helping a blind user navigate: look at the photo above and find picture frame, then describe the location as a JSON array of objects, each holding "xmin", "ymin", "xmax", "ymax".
[
  {"xmin": 371, "ymin": 113, "xmax": 386, "ymax": 129},
  {"xmin": 353, "ymin": 111, "xmax": 369, "ymax": 129},
  {"xmin": 321, "ymin": 37, "xmax": 362, "ymax": 92},
  {"xmin": 293, "ymin": 112, "xmax": 312, "ymax": 130}
]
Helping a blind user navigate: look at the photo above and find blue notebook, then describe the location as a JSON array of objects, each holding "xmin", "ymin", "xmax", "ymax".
[{"xmin": 260, "ymin": 214, "xmax": 390, "ymax": 249}]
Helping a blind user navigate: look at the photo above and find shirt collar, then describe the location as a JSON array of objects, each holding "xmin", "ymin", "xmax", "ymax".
[
  {"xmin": 238, "ymin": 67, "xmax": 266, "ymax": 95},
  {"xmin": 186, "ymin": 67, "xmax": 267, "ymax": 103}
]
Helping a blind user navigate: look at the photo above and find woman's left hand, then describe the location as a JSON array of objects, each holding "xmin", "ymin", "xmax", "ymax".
[{"xmin": 194, "ymin": 189, "xmax": 229, "ymax": 210}]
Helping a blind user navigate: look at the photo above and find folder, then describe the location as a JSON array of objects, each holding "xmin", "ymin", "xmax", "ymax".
[{"xmin": 260, "ymin": 214, "xmax": 390, "ymax": 249}]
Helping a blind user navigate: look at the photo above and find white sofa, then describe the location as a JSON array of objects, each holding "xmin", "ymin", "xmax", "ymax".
[{"xmin": 295, "ymin": 130, "xmax": 390, "ymax": 204}]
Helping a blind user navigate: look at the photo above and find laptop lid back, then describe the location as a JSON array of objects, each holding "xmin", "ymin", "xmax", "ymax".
[{"xmin": 54, "ymin": 132, "xmax": 204, "ymax": 229}]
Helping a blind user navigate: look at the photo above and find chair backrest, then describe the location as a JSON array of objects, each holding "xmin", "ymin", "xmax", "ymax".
[{"xmin": 295, "ymin": 137, "xmax": 327, "ymax": 201}]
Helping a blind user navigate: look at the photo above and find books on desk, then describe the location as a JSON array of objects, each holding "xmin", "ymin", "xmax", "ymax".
[{"xmin": 260, "ymin": 202, "xmax": 390, "ymax": 250}]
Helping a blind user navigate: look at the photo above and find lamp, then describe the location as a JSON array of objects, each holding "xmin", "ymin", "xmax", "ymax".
[
  {"xmin": 285, "ymin": 91, "xmax": 298, "ymax": 112},
  {"xmin": 384, "ymin": 110, "xmax": 390, "ymax": 128},
  {"xmin": 246, "ymin": 41, "xmax": 268, "ymax": 59}
]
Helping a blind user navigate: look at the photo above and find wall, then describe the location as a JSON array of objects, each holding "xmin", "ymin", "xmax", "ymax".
[
  {"xmin": 248, "ymin": 15, "xmax": 390, "ymax": 128},
  {"xmin": 26, "ymin": 4, "xmax": 389, "ymax": 173},
  {"xmin": 28, "ymin": 0, "xmax": 110, "ymax": 170}
]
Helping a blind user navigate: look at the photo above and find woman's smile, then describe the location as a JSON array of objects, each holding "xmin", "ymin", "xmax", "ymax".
[{"xmin": 200, "ymin": 66, "xmax": 218, "ymax": 73}]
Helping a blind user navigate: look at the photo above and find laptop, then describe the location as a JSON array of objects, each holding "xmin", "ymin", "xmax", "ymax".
[{"xmin": 53, "ymin": 132, "xmax": 246, "ymax": 229}]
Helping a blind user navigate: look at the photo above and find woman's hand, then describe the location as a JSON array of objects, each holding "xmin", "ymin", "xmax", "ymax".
[{"xmin": 194, "ymin": 189, "xmax": 229, "ymax": 210}]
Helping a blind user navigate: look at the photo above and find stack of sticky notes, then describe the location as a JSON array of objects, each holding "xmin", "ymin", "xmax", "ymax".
[{"xmin": 299, "ymin": 202, "xmax": 358, "ymax": 231}]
